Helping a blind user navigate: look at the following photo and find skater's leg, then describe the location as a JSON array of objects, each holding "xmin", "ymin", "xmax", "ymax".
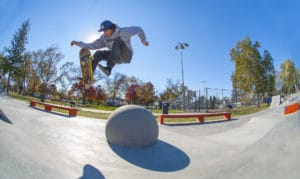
[
  {"xmin": 107, "ymin": 37, "xmax": 132, "ymax": 68},
  {"xmin": 116, "ymin": 38, "xmax": 132, "ymax": 63},
  {"xmin": 97, "ymin": 38, "xmax": 132, "ymax": 76},
  {"xmin": 92, "ymin": 50, "xmax": 110, "ymax": 73}
]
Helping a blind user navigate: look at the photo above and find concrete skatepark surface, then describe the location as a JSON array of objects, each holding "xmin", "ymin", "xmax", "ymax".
[{"xmin": 0, "ymin": 93, "xmax": 299, "ymax": 179}]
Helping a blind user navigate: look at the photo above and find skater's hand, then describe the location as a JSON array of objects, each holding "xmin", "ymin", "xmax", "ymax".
[
  {"xmin": 143, "ymin": 41, "xmax": 149, "ymax": 46},
  {"xmin": 71, "ymin": 40, "xmax": 78, "ymax": 46}
]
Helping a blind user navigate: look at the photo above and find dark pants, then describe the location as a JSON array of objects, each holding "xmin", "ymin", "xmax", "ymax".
[
  {"xmin": 70, "ymin": 101, "xmax": 75, "ymax": 108},
  {"xmin": 92, "ymin": 37, "xmax": 132, "ymax": 73}
]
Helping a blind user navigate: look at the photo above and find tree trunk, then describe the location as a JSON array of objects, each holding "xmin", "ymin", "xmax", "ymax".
[
  {"xmin": 112, "ymin": 91, "xmax": 116, "ymax": 106},
  {"xmin": 18, "ymin": 85, "xmax": 22, "ymax": 95},
  {"xmin": 82, "ymin": 96, "xmax": 86, "ymax": 105},
  {"xmin": 18, "ymin": 83, "xmax": 24, "ymax": 95},
  {"xmin": 6, "ymin": 73, "xmax": 10, "ymax": 94},
  {"xmin": 257, "ymin": 94, "xmax": 260, "ymax": 108}
]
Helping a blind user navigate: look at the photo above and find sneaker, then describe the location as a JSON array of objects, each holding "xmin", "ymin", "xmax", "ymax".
[{"xmin": 98, "ymin": 64, "xmax": 111, "ymax": 76}]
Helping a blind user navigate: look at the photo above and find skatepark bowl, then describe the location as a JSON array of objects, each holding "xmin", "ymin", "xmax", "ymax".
[{"xmin": 0, "ymin": 92, "xmax": 300, "ymax": 178}]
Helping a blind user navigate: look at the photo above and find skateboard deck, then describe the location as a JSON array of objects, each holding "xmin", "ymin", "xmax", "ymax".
[{"xmin": 79, "ymin": 48, "xmax": 95, "ymax": 88}]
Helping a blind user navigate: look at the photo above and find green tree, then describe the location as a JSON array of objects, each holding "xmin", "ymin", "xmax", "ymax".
[
  {"xmin": 159, "ymin": 79, "xmax": 181, "ymax": 101},
  {"xmin": 15, "ymin": 52, "xmax": 34, "ymax": 95},
  {"xmin": 230, "ymin": 36, "xmax": 275, "ymax": 107},
  {"xmin": 279, "ymin": 59, "xmax": 298, "ymax": 94},
  {"xmin": 230, "ymin": 37, "xmax": 256, "ymax": 94},
  {"xmin": 2, "ymin": 20, "xmax": 30, "ymax": 94},
  {"xmin": 0, "ymin": 53, "xmax": 3, "ymax": 74},
  {"xmin": 262, "ymin": 50, "xmax": 276, "ymax": 96},
  {"xmin": 0, "ymin": 53, "xmax": 5, "ymax": 90},
  {"xmin": 27, "ymin": 73, "xmax": 40, "ymax": 95}
]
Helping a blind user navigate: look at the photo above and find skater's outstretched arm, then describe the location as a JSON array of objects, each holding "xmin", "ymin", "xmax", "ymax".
[
  {"xmin": 121, "ymin": 26, "xmax": 149, "ymax": 46},
  {"xmin": 71, "ymin": 37, "xmax": 105, "ymax": 50}
]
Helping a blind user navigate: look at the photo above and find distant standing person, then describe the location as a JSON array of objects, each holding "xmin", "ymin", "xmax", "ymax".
[
  {"xmin": 70, "ymin": 97, "xmax": 76, "ymax": 108},
  {"xmin": 71, "ymin": 20, "xmax": 149, "ymax": 76}
]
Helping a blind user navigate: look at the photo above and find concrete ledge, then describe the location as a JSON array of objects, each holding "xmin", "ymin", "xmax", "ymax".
[{"xmin": 284, "ymin": 102, "xmax": 300, "ymax": 115}]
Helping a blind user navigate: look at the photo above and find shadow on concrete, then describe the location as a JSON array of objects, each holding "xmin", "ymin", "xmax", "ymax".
[
  {"xmin": 29, "ymin": 106, "xmax": 74, "ymax": 118},
  {"xmin": 109, "ymin": 140, "xmax": 190, "ymax": 172},
  {"xmin": 164, "ymin": 118, "xmax": 239, "ymax": 127},
  {"xmin": 0, "ymin": 109, "xmax": 12, "ymax": 124},
  {"xmin": 79, "ymin": 164, "xmax": 105, "ymax": 179}
]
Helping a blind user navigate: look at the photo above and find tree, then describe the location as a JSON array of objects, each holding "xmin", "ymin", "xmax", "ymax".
[
  {"xmin": 69, "ymin": 82, "xmax": 85, "ymax": 103},
  {"xmin": 85, "ymin": 87, "xmax": 96, "ymax": 104},
  {"xmin": 0, "ymin": 53, "xmax": 6, "ymax": 91},
  {"xmin": 0, "ymin": 53, "xmax": 3, "ymax": 75},
  {"xmin": 69, "ymin": 82, "xmax": 96, "ymax": 104},
  {"xmin": 95, "ymin": 85, "xmax": 107, "ymax": 105},
  {"xmin": 104, "ymin": 73, "xmax": 127, "ymax": 105},
  {"xmin": 230, "ymin": 36, "xmax": 256, "ymax": 94},
  {"xmin": 27, "ymin": 73, "xmax": 41, "ymax": 95},
  {"xmin": 32, "ymin": 46, "xmax": 64, "ymax": 93},
  {"xmin": 137, "ymin": 82, "xmax": 155, "ymax": 106},
  {"xmin": 230, "ymin": 36, "xmax": 275, "ymax": 107},
  {"xmin": 123, "ymin": 76, "xmax": 141, "ymax": 91},
  {"xmin": 2, "ymin": 20, "xmax": 30, "ymax": 94},
  {"xmin": 262, "ymin": 50, "xmax": 276, "ymax": 96},
  {"xmin": 125, "ymin": 84, "xmax": 139, "ymax": 104},
  {"xmin": 48, "ymin": 84, "xmax": 58, "ymax": 97},
  {"xmin": 159, "ymin": 79, "xmax": 181, "ymax": 101},
  {"xmin": 280, "ymin": 59, "xmax": 298, "ymax": 94},
  {"xmin": 15, "ymin": 52, "xmax": 34, "ymax": 95},
  {"xmin": 125, "ymin": 82, "xmax": 155, "ymax": 106},
  {"xmin": 57, "ymin": 62, "xmax": 78, "ymax": 92}
]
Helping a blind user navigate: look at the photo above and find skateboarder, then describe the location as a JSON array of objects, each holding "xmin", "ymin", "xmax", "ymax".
[{"xmin": 71, "ymin": 20, "xmax": 149, "ymax": 76}]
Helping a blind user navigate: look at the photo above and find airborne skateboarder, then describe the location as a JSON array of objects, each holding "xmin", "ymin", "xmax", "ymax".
[{"xmin": 71, "ymin": 20, "xmax": 149, "ymax": 76}]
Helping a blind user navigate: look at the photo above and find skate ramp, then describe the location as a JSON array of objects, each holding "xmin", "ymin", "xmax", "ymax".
[
  {"xmin": 271, "ymin": 95, "xmax": 281, "ymax": 108},
  {"xmin": 207, "ymin": 110, "xmax": 300, "ymax": 179}
]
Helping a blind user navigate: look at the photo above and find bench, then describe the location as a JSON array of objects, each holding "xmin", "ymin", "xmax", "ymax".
[
  {"xmin": 29, "ymin": 100, "xmax": 77, "ymax": 117},
  {"xmin": 158, "ymin": 112, "xmax": 231, "ymax": 124}
]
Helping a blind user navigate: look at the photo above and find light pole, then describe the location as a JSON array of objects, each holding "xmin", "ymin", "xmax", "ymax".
[
  {"xmin": 175, "ymin": 42, "xmax": 189, "ymax": 111},
  {"xmin": 198, "ymin": 90, "xmax": 201, "ymax": 112},
  {"xmin": 201, "ymin": 81, "xmax": 207, "ymax": 112}
]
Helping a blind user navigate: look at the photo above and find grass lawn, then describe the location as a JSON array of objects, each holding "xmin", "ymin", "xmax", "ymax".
[
  {"xmin": 8, "ymin": 92, "xmax": 270, "ymax": 122},
  {"xmin": 231, "ymin": 104, "xmax": 269, "ymax": 116}
]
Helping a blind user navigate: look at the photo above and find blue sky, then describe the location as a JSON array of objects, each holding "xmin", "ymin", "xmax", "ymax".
[{"xmin": 1, "ymin": 0, "xmax": 299, "ymax": 96}]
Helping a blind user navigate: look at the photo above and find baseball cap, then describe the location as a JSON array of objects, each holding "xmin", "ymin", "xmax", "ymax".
[{"xmin": 98, "ymin": 20, "xmax": 114, "ymax": 32}]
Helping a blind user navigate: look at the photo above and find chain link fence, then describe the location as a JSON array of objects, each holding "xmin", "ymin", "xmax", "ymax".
[{"xmin": 164, "ymin": 87, "xmax": 269, "ymax": 112}]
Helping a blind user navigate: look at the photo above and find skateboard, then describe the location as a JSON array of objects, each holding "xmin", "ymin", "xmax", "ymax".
[{"xmin": 78, "ymin": 48, "xmax": 95, "ymax": 88}]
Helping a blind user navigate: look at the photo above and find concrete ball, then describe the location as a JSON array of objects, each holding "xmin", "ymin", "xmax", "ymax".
[{"xmin": 105, "ymin": 105, "xmax": 159, "ymax": 148}]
